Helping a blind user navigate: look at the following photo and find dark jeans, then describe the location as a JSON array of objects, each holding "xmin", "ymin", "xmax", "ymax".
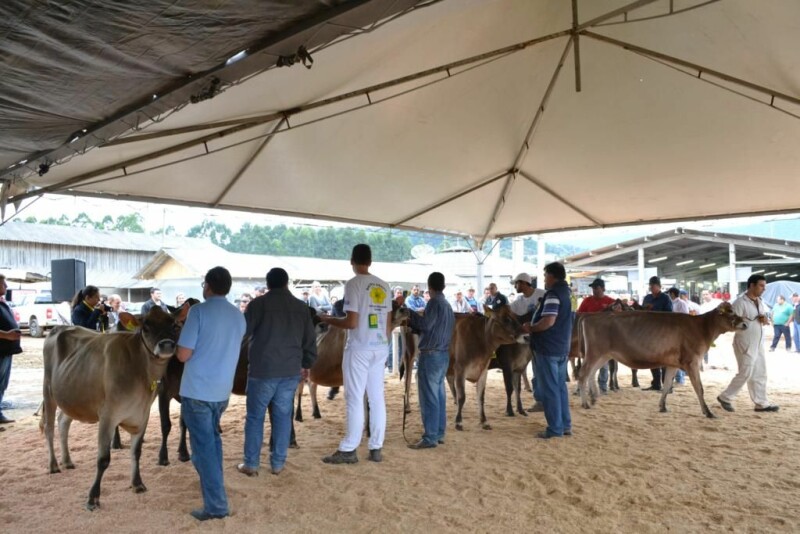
[
  {"xmin": 417, "ymin": 350, "xmax": 448, "ymax": 445},
  {"xmin": 794, "ymin": 322, "xmax": 800, "ymax": 352},
  {"xmin": 534, "ymin": 353, "xmax": 571, "ymax": 437},
  {"xmin": 771, "ymin": 324, "xmax": 791, "ymax": 349},
  {"xmin": 0, "ymin": 355, "xmax": 11, "ymax": 417},
  {"xmin": 243, "ymin": 375, "xmax": 299, "ymax": 471},
  {"xmin": 181, "ymin": 397, "xmax": 229, "ymax": 516}
]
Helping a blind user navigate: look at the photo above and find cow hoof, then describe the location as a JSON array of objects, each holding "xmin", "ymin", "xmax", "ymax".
[
  {"xmin": 505, "ymin": 411, "xmax": 515, "ymax": 417},
  {"xmin": 49, "ymin": 466, "xmax": 61, "ymax": 474},
  {"xmin": 581, "ymin": 403, "xmax": 590, "ymax": 410},
  {"xmin": 706, "ymin": 411, "xmax": 717, "ymax": 419},
  {"xmin": 289, "ymin": 441, "xmax": 299, "ymax": 449},
  {"xmin": 295, "ymin": 414, "xmax": 303, "ymax": 423},
  {"xmin": 64, "ymin": 462, "xmax": 75, "ymax": 470},
  {"xmin": 131, "ymin": 483, "xmax": 147, "ymax": 494},
  {"xmin": 86, "ymin": 500, "xmax": 100, "ymax": 511},
  {"xmin": 481, "ymin": 424, "xmax": 492, "ymax": 430},
  {"xmin": 455, "ymin": 423, "xmax": 463, "ymax": 431},
  {"xmin": 660, "ymin": 407, "xmax": 668, "ymax": 413},
  {"xmin": 517, "ymin": 410, "xmax": 528, "ymax": 417},
  {"xmin": 312, "ymin": 408, "xmax": 322, "ymax": 419},
  {"xmin": 158, "ymin": 458, "xmax": 170, "ymax": 467}
]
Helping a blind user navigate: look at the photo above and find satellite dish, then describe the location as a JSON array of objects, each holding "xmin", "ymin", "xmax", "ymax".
[{"xmin": 410, "ymin": 244, "xmax": 435, "ymax": 259}]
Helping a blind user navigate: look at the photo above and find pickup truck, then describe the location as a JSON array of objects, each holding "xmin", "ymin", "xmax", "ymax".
[{"xmin": 10, "ymin": 291, "xmax": 71, "ymax": 337}]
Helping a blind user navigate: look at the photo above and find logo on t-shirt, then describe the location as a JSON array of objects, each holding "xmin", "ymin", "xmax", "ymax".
[{"xmin": 369, "ymin": 285, "xmax": 387, "ymax": 305}]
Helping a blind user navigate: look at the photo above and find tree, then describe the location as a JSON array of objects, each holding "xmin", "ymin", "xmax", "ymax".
[
  {"xmin": 187, "ymin": 220, "xmax": 233, "ymax": 246},
  {"xmin": 111, "ymin": 213, "xmax": 145, "ymax": 233}
]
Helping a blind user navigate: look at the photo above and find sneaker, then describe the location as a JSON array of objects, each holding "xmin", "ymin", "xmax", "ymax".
[
  {"xmin": 437, "ymin": 438, "xmax": 445, "ymax": 445},
  {"xmin": 754, "ymin": 405, "xmax": 779, "ymax": 412},
  {"xmin": 526, "ymin": 402, "xmax": 544, "ymax": 413},
  {"xmin": 236, "ymin": 463, "xmax": 259, "ymax": 477},
  {"xmin": 716, "ymin": 395, "xmax": 735, "ymax": 412},
  {"xmin": 322, "ymin": 449, "xmax": 358, "ymax": 464},
  {"xmin": 407, "ymin": 439, "xmax": 436, "ymax": 450},
  {"xmin": 368, "ymin": 449, "xmax": 383, "ymax": 462},
  {"xmin": 190, "ymin": 509, "xmax": 228, "ymax": 521},
  {"xmin": 0, "ymin": 414, "xmax": 15, "ymax": 424}
]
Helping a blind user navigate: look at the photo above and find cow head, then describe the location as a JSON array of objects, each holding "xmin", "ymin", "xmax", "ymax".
[
  {"xmin": 484, "ymin": 304, "xmax": 520, "ymax": 344},
  {"xmin": 119, "ymin": 305, "xmax": 187, "ymax": 359},
  {"xmin": 715, "ymin": 302, "xmax": 747, "ymax": 331},
  {"xmin": 391, "ymin": 300, "xmax": 411, "ymax": 328}
]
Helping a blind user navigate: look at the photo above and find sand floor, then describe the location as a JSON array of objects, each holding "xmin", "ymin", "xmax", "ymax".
[{"xmin": 0, "ymin": 334, "xmax": 798, "ymax": 533}]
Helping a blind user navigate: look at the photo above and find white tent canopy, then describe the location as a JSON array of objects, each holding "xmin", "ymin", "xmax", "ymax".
[{"xmin": 3, "ymin": 0, "xmax": 799, "ymax": 245}]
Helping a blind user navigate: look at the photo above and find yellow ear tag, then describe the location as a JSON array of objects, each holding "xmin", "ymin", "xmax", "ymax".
[
  {"xmin": 124, "ymin": 319, "xmax": 137, "ymax": 332},
  {"xmin": 151, "ymin": 380, "xmax": 157, "ymax": 392}
]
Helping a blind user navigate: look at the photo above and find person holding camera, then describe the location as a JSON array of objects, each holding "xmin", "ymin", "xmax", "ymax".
[{"xmin": 71, "ymin": 285, "xmax": 108, "ymax": 331}]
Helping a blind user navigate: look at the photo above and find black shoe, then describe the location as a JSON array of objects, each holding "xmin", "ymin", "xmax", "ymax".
[
  {"xmin": 437, "ymin": 439, "xmax": 445, "ymax": 445},
  {"xmin": 368, "ymin": 449, "xmax": 383, "ymax": 462},
  {"xmin": 190, "ymin": 509, "xmax": 228, "ymax": 521},
  {"xmin": 754, "ymin": 405, "xmax": 779, "ymax": 412},
  {"xmin": 408, "ymin": 439, "xmax": 436, "ymax": 450},
  {"xmin": 642, "ymin": 386, "xmax": 662, "ymax": 391},
  {"xmin": 536, "ymin": 431, "xmax": 563, "ymax": 440},
  {"xmin": 716, "ymin": 396, "xmax": 735, "ymax": 412},
  {"xmin": 322, "ymin": 449, "xmax": 358, "ymax": 464},
  {"xmin": 527, "ymin": 402, "xmax": 544, "ymax": 413},
  {"xmin": 0, "ymin": 414, "xmax": 15, "ymax": 424}
]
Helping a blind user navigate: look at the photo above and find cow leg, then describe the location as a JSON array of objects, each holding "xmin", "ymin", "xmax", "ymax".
[
  {"xmin": 57, "ymin": 410, "xmax": 76, "ymax": 469},
  {"xmin": 513, "ymin": 371, "xmax": 527, "ymax": 416},
  {"xmin": 522, "ymin": 370, "xmax": 532, "ymax": 393},
  {"xmin": 87, "ymin": 418, "xmax": 116, "ymax": 511},
  {"xmin": 631, "ymin": 368, "xmax": 640, "ymax": 388},
  {"xmin": 685, "ymin": 361, "xmax": 715, "ymax": 418},
  {"xmin": 111, "ymin": 427, "xmax": 123, "ymax": 449},
  {"xmin": 129, "ymin": 428, "xmax": 147, "ymax": 493},
  {"xmin": 157, "ymin": 391, "xmax": 172, "ymax": 466},
  {"xmin": 43, "ymin": 391, "xmax": 60, "ymax": 474},
  {"xmin": 501, "ymin": 360, "xmax": 514, "ymax": 417},
  {"xmin": 295, "ymin": 380, "xmax": 304, "ymax": 422},
  {"xmin": 608, "ymin": 360, "xmax": 619, "ymax": 391},
  {"xmin": 658, "ymin": 367, "xmax": 678, "ymax": 413},
  {"xmin": 309, "ymin": 382, "xmax": 321, "ymax": 419},
  {"xmin": 446, "ymin": 374, "xmax": 457, "ymax": 405},
  {"xmin": 454, "ymin": 371, "xmax": 466, "ymax": 431},
  {"xmin": 177, "ymin": 415, "xmax": 190, "ymax": 462},
  {"xmin": 477, "ymin": 368, "xmax": 491, "ymax": 430}
]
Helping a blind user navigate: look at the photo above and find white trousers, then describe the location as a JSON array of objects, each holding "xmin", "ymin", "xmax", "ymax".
[
  {"xmin": 719, "ymin": 341, "xmax": 770, "ymax": 408},
  {"xmin": 339, "ymin": 348, "xmax": 386, "ymax": 452}
]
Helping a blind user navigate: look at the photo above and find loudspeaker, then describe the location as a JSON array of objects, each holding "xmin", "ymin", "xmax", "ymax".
[{"xmin": 52, "ymin": 259, "xmax": 86, "ymax": 302}]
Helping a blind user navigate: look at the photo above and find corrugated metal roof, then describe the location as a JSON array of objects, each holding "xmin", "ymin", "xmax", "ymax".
[{"xmin": 0, "ymin": 221, "xmax": 221, "ymax": 252}]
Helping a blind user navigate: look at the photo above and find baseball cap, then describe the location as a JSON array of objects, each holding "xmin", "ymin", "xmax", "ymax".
[
  {"xmin": 512, "ymin": 273, "xmax": 532, "ymax": 285},
  {"xmin": 648, "ymin": 276, "xmax": 661, "ymax": 286},
  {"xmin": 679, "ymin": 289, "xmax": 688, "ymax": 296},
  {"xmin": 588, "ymin": 278, "xmax": 605, "ymax": 289}
]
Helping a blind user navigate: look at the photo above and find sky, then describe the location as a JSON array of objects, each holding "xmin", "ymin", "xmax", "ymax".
[{"xmin": 7, "ymin": 192, "xmax": 800, "ymax": 250}]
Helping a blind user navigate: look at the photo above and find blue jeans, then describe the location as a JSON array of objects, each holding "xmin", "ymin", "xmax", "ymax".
[
  {"xmin": 417, "ymin": 350, "xmax": 448, "ymax": 445},
  {"xmin": 181, "ymin": 397, "xmax": 229, "ymax": 516},
  {"xmin": 675, "ymin": 369, "xmax": 686, "ymax": 384},
  {"xmin": 771, "ymin": 325, "xmax": 791, "ymax": 349},
  {"xmin": 794, "ymin": 322, "xmax": 800, "ymax": 351},
  {"xmin": 598, "ymin": 363, "xmax": 609, "ymax": 392},
  {"xmin": 534, "ymin": 354, "xmax": 571, "ymax": 437},
  {"xmin": 243, "ymin": 375, "xmax": 299, "ymax": 471},
  {"xmin": 0, "ymin": 355, "xmax": 11, "ymax": 416}
]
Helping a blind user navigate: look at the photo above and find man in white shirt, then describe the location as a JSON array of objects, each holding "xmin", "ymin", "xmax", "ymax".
[
  {"xmin": 509, "ymin": 273, "xmax": 545, "ymax": 411},
  {"xmin": 320, "ymin": 244, "xmax": 393, "ymax": 464},
  {"xmin": 717, "ymin": 274, "xmax": 779, "ymax": 413},
  {"xmin": 668, "ymin": 287, "xmax": 690, "ymax": 384},
  {"xmin": 451, "ymin": 290, "xmax": 472, "ymax": 313},
  {"xmin": 698, "ymin": 289, "xmax": 722, "ymax": 314},
  {"xmin": 680, "ymin": 290, "xmax": 701, "ymax": 315}
]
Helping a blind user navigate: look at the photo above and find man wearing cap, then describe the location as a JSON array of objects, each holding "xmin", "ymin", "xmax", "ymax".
[
  {"xmin": 510, "ymin": 273, "xmax": 546, "ymax": 410},
  {"xmin": 576, "ymin": 278, "xmax": 617, "ymax": 393},
  {"xmin": 680, "ymin": 290, "xmax": 701, "ymax": 315},
  {"xmin": 485, "ymin": 283, "xmax": 509, "ymax": 309},
  {"xmin": 642, "ymin": 276, "xmax": 673, "ymax": 391}
]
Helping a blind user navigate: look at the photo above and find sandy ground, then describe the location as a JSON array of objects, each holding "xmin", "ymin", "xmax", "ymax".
[{"xmin": 1, "ymin": 334, "xmax": 798, "ymax": 533}]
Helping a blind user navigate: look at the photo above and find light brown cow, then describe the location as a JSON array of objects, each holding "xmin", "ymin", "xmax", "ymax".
[
  {"xmin": 41, "ymin": 307, "xmax": 185, "ymax": 510},
  {"xmin": 448, "ymin": 307, "xmax": 520, "ymax": 431},
  {"xmin": 576, "ymin": 303, "xmax": 746, "ymax": 418}
]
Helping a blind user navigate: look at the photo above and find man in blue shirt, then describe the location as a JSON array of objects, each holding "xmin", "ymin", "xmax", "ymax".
[
  {"xmin": 407, "ymin": 272, "xmax": 455, "ymax": 449},
  {"xmin": 177, "ymin": 267, "xmax": 246, "ymax": 521},
  {"xmin": 405, "ymin": 285, "xmax": 426, "ymax": 312},
  {"xmin": 642, "ymin": 276, "xmax": 673, "ymax": 391},
  {"xmin": 522, "ymin": 262, "xmax": 573, "ymax": 439},
  {"xmin": 0, "ymin": 273, "xmax": 23, "ymax": 425}
]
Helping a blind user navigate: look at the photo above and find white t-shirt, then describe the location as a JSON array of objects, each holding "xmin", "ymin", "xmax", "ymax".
[
  {"xmin": 671, "ymin": 297, "xmax": 691, "ymax": 315},
  {"xmin": 699, "ymin": 298, "xmax": 723, "ymax": 314},
  {"xmin": 510, "ymin": 288, "xmax": 546, "ymax": 316},
  {"xmin": 343, "ymin": 273, "xmax": 391, "ymax": 351}
]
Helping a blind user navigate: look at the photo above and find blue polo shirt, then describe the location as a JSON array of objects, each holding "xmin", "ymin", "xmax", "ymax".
[
  {"xmin": 530, "ymin": 280, "xmax": 573, "ymax": 356},
  {"xmin": 408, "ymin": 292, "xmax": 455, "ymax": 352},
  {"xmin": 643, "ymin": 292, "xmax": 673, "ymax": 312},
  {"xmin": 178, "ymin": 295, "xmax": 246, "ymax": 402}
]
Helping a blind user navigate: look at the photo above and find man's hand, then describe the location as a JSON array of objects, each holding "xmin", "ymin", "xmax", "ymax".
[
  {"xmin": 0, "ymin": 330, "xmax": 21, "ymax": 341},
  {"xmin": 519, "ymin": 323, "xmax": 532, "ymax": 334}
]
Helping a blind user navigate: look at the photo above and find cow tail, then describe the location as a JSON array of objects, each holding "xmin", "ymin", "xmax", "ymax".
[{"xmin": 578, "ymin": 319, "xmax": 587, "ymax": 383}]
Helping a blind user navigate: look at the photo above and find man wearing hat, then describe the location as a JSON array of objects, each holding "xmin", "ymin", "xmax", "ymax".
[
  {"xmin": 510, "ymin": 273, "xmax": 546, "ymax": 411},
  {"xmin": 642, "ymin": 276, "xmax": 673, "ymax": 391},
  {"xmin": 577, "ymin": 278, "xmax": 617, "ymax": 393}
]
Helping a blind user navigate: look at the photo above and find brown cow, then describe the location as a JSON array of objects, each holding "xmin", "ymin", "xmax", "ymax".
[
  {"xmin": 448, "ymin": 306, "xmax": 520, "ymax": 431},
  {"xmin": 576, "ymin": 302, "xmax": 746, "ymax": 418},
  {"xmin": 41, "ymin": 307, "xmax": 185, "ymax": 510}
]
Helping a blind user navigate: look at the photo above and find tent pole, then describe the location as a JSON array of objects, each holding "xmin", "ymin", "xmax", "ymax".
[
  {"xmin": 571, "ymin": 0, "xmax": 582, "ymax": 92},
  {"xmin": 518, "ymin": 169, "xmax": 601, "ymax": 226},
  {"xmin": 576, "ymin": 0, "xmax": 662, "ymax": 31},
  {"xmin": 212, "ymin": 119, "xmax": 285, "ymax": 207}
]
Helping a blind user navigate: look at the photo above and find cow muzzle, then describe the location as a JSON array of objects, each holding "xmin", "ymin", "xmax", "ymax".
[{"xmin": 154, "ymin": 339, "xmax": 177, "ymax": 358}]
